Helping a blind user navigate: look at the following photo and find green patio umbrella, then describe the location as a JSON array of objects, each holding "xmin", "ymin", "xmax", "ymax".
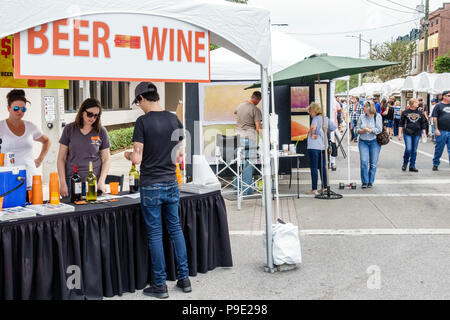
[
  {"xmin": 248, "ymin": 53, "xmax": 399, "ymax": 88},
  {"xmin": 250, "ymin": 54, "xmax": 399, "ymax": 200}
]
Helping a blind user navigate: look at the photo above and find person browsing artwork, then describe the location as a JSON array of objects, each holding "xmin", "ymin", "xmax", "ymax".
[
  {"xmin": 0, "ymin": 89, "xmax": 51, "ymax": 190},
  {"xmin": 234, "ymin": 91, "xmax": 262, "ymax": 196},
  {"xmin": 124, "ymin": 82, "xmax": 191, "ymax": 299},
  {"xmin": 306, "ymin": 102, "xmax": 337, "ymax": 195},
  {"xmin": 57, "ymin": 98, "xmax": 111, "ymax": 198}
]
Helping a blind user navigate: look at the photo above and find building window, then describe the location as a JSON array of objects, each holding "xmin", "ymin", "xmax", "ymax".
[
  {"xmin": 436, "ymin": 19, "xmax": 439, "ymax": 25},
  {"xmin": 64, "ymin": 81, "xmax": 130, "ymax": 112}
]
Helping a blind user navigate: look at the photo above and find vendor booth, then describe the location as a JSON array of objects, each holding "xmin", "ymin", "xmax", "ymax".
[{"xmin": 0, "ymin": 0, "xmax": 279, "ymax": 299}]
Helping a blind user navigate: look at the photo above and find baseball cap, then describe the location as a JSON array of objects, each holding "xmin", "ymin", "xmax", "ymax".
[
  {"xmin": 133, "ymin": 82, "xmax": 158, "ymax": 104},
  {"xmin": 443, "ymin": 90, "xmax": 450, "ymax": 97}
]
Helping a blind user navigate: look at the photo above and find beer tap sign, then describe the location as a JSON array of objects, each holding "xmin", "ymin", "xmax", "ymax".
[{"xmin": 14, "ymin": 13, "xmax": 211, "ymax": 83}]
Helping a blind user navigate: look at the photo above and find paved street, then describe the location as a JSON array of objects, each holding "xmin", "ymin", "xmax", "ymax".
[{"xmin": 107, "ymin": 137, "xmax": 450, "ymax": 300}]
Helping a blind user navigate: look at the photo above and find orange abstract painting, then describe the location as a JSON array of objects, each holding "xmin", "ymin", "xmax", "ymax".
[{"xmin": 291, "ymin": 115, "xmax": 310, "ymax": 142}]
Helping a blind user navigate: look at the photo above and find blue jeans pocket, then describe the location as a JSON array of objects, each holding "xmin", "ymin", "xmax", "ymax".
[{"xmin": 142, "ymin": 189, "xmax": 160, "ymax": 207}]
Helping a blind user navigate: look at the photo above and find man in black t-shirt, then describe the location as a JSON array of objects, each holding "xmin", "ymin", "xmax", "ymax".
[
  {"xmin": 432, "ymin": 90, "xmax": 450, "ymax": 171},
  {"xmin": 124, "ymin": 82, "xmax": 191, "ymax": 299}
]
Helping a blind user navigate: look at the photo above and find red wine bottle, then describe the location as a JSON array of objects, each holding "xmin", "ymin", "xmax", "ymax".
[{"xmin": 70, "ymin": 165, "xmax": 82, "ymax": 202}]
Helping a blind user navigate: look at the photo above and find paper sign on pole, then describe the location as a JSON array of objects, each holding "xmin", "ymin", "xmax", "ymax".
[
  {"xmin": 14, "ymin": 14, "xmax": 211, "ymax": 83},
  {"xmin": 0, "ymin": 36, "xmax": 69, "ymax": 89}
]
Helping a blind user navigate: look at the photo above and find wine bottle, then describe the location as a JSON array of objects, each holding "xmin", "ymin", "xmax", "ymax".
[
  {"xmin": 86, "ymin": 161, "xmax": 97, "ymax": 201},
  {"xmin": 70, "ymin": 165, "xmax": 82, "ymax": 202},
  {"xmin": 129, "ymin": 164, "xmax": 140, "ymax": 193}
]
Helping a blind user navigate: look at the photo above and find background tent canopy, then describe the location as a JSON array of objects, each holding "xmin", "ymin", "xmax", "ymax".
[
  {"xmin": 211, "ymin": 29, "xmax": 322, "ymax": 81},
  {"xmin": 0, "ymin": 0, "xmax": 271, "ymax": 68},
  {"xmin": 381, "ymin": 78, "xmax": 406, "ymax": 97}
]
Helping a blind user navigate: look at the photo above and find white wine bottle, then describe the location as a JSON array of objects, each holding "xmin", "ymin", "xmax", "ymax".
[{"xmin": 86, "ymin": 161, "xmax": 97, "ymax": 201}]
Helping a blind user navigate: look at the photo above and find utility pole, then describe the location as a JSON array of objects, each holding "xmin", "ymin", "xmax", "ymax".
[
  {"xmin": 346, "ymin": 34, "xmax": 372, "ymax": 86},
  {"xmin": 423, "ymin": 0, "xmax": 430, "ymax": 72}
]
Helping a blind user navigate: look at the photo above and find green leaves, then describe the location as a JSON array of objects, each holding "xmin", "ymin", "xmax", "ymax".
[
  {"xmin": 108, "ymin": 127, "xmax": 134, "ymax": 152},
  {"xmin": 370, "ymin": 40, "xmax": 416, "ymax": 82},
  {"xmin": 434, "ymin": 52, "xmax": 450, "ymax": 74}
]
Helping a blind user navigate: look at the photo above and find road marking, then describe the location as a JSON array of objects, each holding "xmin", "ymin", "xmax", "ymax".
[
  {"xmin": 295, "ymin": 193, "xmax": 450, "ymax": 198},
  {"xmin": 390, "ymin": 139, "xmax": 450, "ymax": 164},
  {"xmin": 278, "ymin": 179, "xmax": 450, "ymax": 185},
  {"xmin": 230, "ymin": 229, "xmax": 450, "ymax": 236}
]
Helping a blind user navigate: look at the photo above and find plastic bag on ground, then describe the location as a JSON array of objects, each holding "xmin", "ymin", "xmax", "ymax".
[{"xmin": 263, "ymin": 222, "xmax": 302, "ymax": 266}]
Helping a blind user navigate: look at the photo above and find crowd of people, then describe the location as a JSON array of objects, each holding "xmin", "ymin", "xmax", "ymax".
[{"xmin": 306, "ymin": 90, "xmax": 449, "ymax": 194}]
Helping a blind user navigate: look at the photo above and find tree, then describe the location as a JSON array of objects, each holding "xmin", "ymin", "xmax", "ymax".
[
  {"xmin": 434, "ymin": 52, "xmax": 450, "ymax": 73},
  {"xmin": 211, "ymin": 0, "xmax": 248, "ymax": 50},
  {"xmin": 369, "ymin": 40, "xmax": 416, "ymax": 82},
  {"xmin": 335, "ymin": 74, "xmax": 362, "ymax": 94}
]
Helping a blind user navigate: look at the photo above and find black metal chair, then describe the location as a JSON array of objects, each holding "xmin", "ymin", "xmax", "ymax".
[{"xmin": 105, "ymin": 175, "xmax": 125, "ymax": 193}]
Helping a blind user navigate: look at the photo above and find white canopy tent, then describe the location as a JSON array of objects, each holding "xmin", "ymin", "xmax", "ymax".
[
  {"xmin": 432, "ymin": 73, "xmax": 450, "ymax": 95},
  {"xmin": 0, "ymin": 0, "xmax": 278, "ymax": 271},
  {"xmin": 381, "ymin": 78, "xmax": 405, "ymax": 97},
  {"xmin": 211, "ymin": 30, "xmax": 321, "ymax": 81},
  {"xmin": 402, "ymin": 72, "xmax": 427, "ymax": 92}
]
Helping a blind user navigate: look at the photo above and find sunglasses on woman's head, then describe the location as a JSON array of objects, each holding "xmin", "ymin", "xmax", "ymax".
[
  {"xmin": 85, "ymin": 111, "xmax": 100, "ymax": 119},
  {"xmin": 13, "ymin": 106, "xmax": 27, "ymax": 112}
]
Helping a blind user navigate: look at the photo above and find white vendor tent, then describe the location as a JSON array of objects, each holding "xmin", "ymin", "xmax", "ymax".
[
  {"xmin": 432, "ymin": 73, "xmax": 450, "ymax": 95},
  {"xmin": 0, "ymin": 0, "xmax": 278, "ymax": 270},
  {"xmin": 381, "ymin": 78, "xmax": 405, "ymax": 97},
  {"xmin": 211, "ymin": 30, "xmax": 321, "ymax": 81}
]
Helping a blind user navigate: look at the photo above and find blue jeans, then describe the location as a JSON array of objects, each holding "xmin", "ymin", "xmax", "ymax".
[
  {"xmin": 140, "ymin": 181, "xmax": 189, "ymax": 287},
  {"xmin": 351, "ymin": 120, "xmax": 359, "ymax": 141},
  {"xmin": 234, "ymin": 138, "xmax": 257, "ymax": 196},
  {"xmin": 433, "ymin": 130, "xmax": 450, "ymax": 167},
  {"xmin": 308, "ymin": 149, "xmax": 328, "ymax": 191},
  {"xmin": 358, "ymin": 139, "xmax": 381, "ymax": 185},
  {"xmin": 403, "ymin": 134, "xmax": 421, "ymax": 169},
  {"xmin": 393, "ymin": 118, "xmax": 400, "ymax": 136}
]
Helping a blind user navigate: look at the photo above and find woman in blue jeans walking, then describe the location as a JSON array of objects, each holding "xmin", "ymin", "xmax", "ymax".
[
  {"xmin": 306, "ymin": 102, "xmax": 337, "ymax": 195},
  {"xmin": 398, "ymin": 98, "xmax": 428, "ymax": 172},
  {"xmin": 357, "ymin": 101, "xmax": 383, "ymax": 189}
]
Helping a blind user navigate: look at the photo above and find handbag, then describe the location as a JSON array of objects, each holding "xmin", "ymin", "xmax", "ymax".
[
  {"xmin": 376, "ymin": 115, "xmax": 390, "ymax": 146},
  {"xmin": 328, "ymin": 140, "xmax": 338, "ymax": 157}
]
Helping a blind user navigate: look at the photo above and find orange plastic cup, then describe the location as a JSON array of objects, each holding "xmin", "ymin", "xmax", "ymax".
[
  {"xmin": 0, "ymin": 153, "xmax": 4, "ymax": 167},
  {"xmin": 49, "ymin": 172, "xmax": 60, "ymax": 205},
  {"xmin": 32, "ymin": 175, "xmax": 43, "ymax": 205},
  {"xmin": 110, "ymin": 182, "xmax": 119, "ymax": 195},
  {"xmin": 0, "ymin": 197, "xmax": 3, "ymax": 211}
]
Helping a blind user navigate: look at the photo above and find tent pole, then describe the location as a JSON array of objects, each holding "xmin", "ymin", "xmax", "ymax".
[
  {"xmin": 261, "ymin": 65, "xmax": 275, "ymax": 273},
  {"xmin": 270, "ymin": 60, "xmax": 281, "ymax": 221}
]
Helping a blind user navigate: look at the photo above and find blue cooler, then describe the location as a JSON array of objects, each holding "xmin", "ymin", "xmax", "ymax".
[{"xmin": 0, "ymin": 166, "xmax": 27, "ymax": 209}]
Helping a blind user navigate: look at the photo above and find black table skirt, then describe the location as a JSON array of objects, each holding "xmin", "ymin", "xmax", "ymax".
[{"xmin": 0, "ymin": 191, "xmax": 233, "ymax": 300}]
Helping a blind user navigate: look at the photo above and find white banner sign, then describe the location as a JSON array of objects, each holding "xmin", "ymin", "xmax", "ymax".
[{"xmin": 14, "ymin": 13, "xmax": 210, "ymax": 82}]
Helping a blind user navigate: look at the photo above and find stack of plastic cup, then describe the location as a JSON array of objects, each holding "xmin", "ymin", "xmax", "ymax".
[
  {"xmin": 32, "ymin": 175, "xmax": 43, "ymax": 205},
  {"xmin": 49, "ymin": 173, "xmax": 60, "ymax": 205}
]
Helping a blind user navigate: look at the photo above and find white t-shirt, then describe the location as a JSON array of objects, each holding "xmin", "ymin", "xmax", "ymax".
[{"xmin": 0, "ymin": 120, "xmax": 43, "ymax": 188}]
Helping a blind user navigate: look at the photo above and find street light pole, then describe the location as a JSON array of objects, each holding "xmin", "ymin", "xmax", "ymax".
[{"xmin": 347, "ymin": 34, "xmax": 372, "ymax": 86}]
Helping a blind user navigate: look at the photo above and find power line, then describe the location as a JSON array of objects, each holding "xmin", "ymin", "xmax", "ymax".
[
  {"xmin": 365, "ymin": 0, "xmax": 418, "ymax": 14},
  {"xmin": 287, "ymin": 19, "xmax": 417, "ymax": 36},
  {"xmin": 385, "ymin": 0, "xmax": 423, "ymax": 13}
]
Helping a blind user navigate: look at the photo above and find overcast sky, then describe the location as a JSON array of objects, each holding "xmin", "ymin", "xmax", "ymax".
[{"xmin": 248, "ymin": 0, "xmax": 445, "ymax": 58}]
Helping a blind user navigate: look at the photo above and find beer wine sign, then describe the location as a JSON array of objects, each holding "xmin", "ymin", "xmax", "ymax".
[{"xmin": 14, "ymin": 13, "xmax": 210, "ymax": 82}]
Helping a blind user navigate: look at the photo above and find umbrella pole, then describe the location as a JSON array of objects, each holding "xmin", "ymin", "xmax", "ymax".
[
  {"xmin": 347, "ymin": 79, "xmax": 351, "ymax": 185},
  {"xmin": 316, "ymin": 75, "xmax": 343, "ymax": 200}
]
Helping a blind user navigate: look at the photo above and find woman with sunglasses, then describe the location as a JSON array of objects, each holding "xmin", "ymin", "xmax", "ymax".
[
  {"xmin": 57, "ymin": 98, "xmax": 111, "ymax": 198},
  {"xmin": 0, "ymin": 89, "xmax": 51, "ymax": 190}
]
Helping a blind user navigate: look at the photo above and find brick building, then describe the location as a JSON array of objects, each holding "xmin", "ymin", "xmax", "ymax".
[{"xmin": 419, "ymin": 2, "xmax": 450, "ymax": 72}]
